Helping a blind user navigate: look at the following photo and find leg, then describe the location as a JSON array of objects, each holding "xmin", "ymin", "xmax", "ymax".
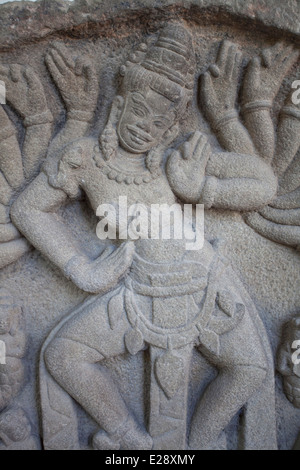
[
  {"xmin": 44, "ymin": 291, "xmax": 152, "ymax": 449},
  {"xmin": 189, "ymin": 307, "xmax": 268, "ymax": 450}
]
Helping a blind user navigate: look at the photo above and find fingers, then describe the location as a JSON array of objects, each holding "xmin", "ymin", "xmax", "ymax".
[
  {"xmin": 201, "ymin": 71, "xmax": 213, "ymax": 92},
  {"xmin": 179, "ymin": 131, "xmax": 201, "ymax": 160},
  {"xmin": 50, "ymin": 41, "xmax": 74, "ymax": 69},
  {"xmin": 10, "ymin": 64, "xmax": 22, "ymax": 83},
  {"xmin": 232, "ymin": 51, "xmax": 243, "ymax": 82},
  {"xmin": 245, "ymin": 56, "xmax": 261, "ymax": 90},
  {"xmin": 261, "ymin": 42, "xmax": 283, "ymax": 68},
  {"xmin": 45, "ymin": 53, "xmax": 67, "ymax": 88},
  {"xmin": 167, "ymin": 150, "xmax": 181, "ymax": 174},
  {"xmin": 208, "ymin": 64, "xmax": 220, "ymax": 78},
  {"xmin": 0, "ymin": 64, "xmax": 22, "ymax": 85},
  {"xmin": 23, "ymin": 66, "xmax": 40, "ymax": 89},
  {"xmin": 216, "ymin": 40, "xmax": 241, "ymax": 80},
  {"xmin": 74, "ymin": 57, "xmax": 97, "ymax": 94},
  {"xmin": 216, "ymin": 40, "xmax": 232, "ymax": 69},
  {"xmin": 280, "ymin": 48, "xmax": 299, "ymax": 75},
  {"xmin": 47, "ymin": 49, "xmax": 70, "ymax": 76},
  {"xmin": 192, "ymin": 134, "xmax": 210, "ymax": 161},
  {"xmin": 224, "ymin": 43, "xmax": 238, "ymax": 78},
  {"xmin": 261, "ymin": 42, "xmax": 299, "ymax": 77}
]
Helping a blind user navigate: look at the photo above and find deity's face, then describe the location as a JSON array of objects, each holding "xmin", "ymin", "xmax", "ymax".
[{"xmin": 117, "ymin": 87, "xmax": 177, "ymax": 154}]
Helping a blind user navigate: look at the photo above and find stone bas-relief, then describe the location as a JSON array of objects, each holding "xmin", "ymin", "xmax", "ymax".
[{"xmin": 0, "ymin": 0, "xmax": 299, "ymax": 450}]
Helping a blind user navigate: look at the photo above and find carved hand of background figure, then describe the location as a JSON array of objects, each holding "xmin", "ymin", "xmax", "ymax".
[
  {"xmin": 0, "ymin": 65, "xmax": 48, "ymax": 119},
  {"xmin": 244, "ymin": 68, "xmax": 300, "ymax": 249},
  {"xmin": 200, "ymin": 40, "xmax": 242, "ymax": 127},
  {"xmin": 166, "ymin": 131, "xmax": 212, "ymax": 203},
  {"xmin": 45, "ymin": 42, "xmax": 98, "ymax": 117},
  {"xmin": 242, "ymin": 43, "xmax": 299, "ymax": 105}
]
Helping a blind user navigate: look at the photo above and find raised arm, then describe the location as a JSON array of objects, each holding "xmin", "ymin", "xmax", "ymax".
[
  {"xmin": 0, "ymin": 106, "xmax": 30, "ymax": 268},
  {"xmin": 199, "ymin": 40, "xmax": 256, "ymax": 156},
  {"xmin": 11, "ymin": 173, "xmax": 134, "ymax": 294},
  {"xmin": 241, "ymin": 43, "xmax": 299, "ymax": 164},
  {"xmin": 0, "ymin": 64, "xmax": 53, "ymax": 179},
  {"xmin": 45, "ymin": 42, "xmax": 99, "ymax": 159},
  {"xmin": 167, "ymin": 131, "xmax": 277, "ymax": 211}
]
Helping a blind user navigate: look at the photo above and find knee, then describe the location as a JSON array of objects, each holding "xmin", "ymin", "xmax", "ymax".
[
  {"xmin": 44, "ymin": 338, "xmax": 73, "ymax": 380},
  {"xmin": 44, "ymin": 336, "xmax": 104, "ymax": 380},
  {"xmin": 225, "ymin": 363, "xmax": 267, "ymax": 394}
]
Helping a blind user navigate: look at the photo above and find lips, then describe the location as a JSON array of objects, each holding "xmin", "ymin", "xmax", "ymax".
[{"xmin": 127, "ymin": 125, "xmax": 152, "ymax": 145}]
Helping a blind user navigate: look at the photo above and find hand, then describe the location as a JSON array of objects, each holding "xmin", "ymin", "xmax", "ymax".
[
  {"xmin": 242, "ymin": 43, "xmax": 299, "ymax": 104},
  {"xmin": 0, "ymin": 64, "xmax": 48, "ymax": 118},
  {"xmin": 199, "ymin": 40, "xmax": 242, "ymax": 126},
  {"xmin": 45, "ymin": 42, "xmax": 98, "ymax": 113},
  {"xmin": 68, "ymin": 242, "xmax": 135, "ymax": 294},
  {"xmin": 167, "ymin": 131, "xmax": 212, "ymax": 203}
]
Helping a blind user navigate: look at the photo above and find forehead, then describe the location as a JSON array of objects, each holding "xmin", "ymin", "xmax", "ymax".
[{"xmin": 126, "ymin": 89, "xmax": 176, "ymax": 116}]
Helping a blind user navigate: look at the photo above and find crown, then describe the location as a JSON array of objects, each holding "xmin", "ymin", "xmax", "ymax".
[{"xmin": 120, "ymin": 24, "xmax": 195, "ymax": 90}]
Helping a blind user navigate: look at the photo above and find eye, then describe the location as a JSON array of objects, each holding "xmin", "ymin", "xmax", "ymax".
[
  {"xmin": 132, "ymin": 107, "xmax": 146, "ymax": 118},
  {"xmin": 153, "ymin": 120, "xmax": 165, "ymax": 129}
]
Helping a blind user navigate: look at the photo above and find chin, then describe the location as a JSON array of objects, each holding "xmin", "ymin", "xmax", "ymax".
[{"xmin": 118, "ymin": 132, "xmax": 149, "ymax": 154}]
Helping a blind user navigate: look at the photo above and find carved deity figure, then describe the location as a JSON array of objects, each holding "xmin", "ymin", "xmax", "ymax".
[{"xmin": 0, "ymin": 23, "xmax": 299, "ymax": 450}]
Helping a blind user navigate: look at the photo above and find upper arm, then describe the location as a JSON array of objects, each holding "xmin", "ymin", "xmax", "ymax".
[
  {"xmin": 11, "ymin": 172, "xmax": 67, "ymax": 221},
  {"xmin": 206, "ymin": 151, "xmax": 276, "ymax": 183}
]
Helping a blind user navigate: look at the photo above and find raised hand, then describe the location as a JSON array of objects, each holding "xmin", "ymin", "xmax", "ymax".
[
  {"xmin": 166, "ymin": 131, "xmax": 212, "ymax": 203},
  {"xmin": 0, "ymin": 64, "xmax": 48, "ymax": 118},
  {"xmin": 242, "ymin": 43, "xmax": 299, "ymax": 105},
  {"xmin": 199, "ymin": 40, "xmax": 242, "ymax": 127},
  {"xmin": 45, "ymin": 42, "xmax": 98, "ymax": 115},
  {"xmin": 67, "ymin": 242, "xmax": 135, "ymax": 294}
]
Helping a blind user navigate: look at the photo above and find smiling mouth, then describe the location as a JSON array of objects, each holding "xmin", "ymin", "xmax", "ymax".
[{"xmin": 127, "ymin": 125, "xmax": 152, "ymax": 145}]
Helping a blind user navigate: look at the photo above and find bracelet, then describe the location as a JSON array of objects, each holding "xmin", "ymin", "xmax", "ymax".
[
  {"xmin": 0, "ymin": 125, "xmax": 16, "ymax": 142},
  {"xmin": 242, "ymin": 100, "xmax": 272, "ymax": 114},
  {"xmin": 214, "ymin": 110, "xmax": 238, "ymax": 132},
  {"xmin": 281, "ymin": 106, "xmax": 300, "ymax": 121},
  {"xmin": 67, "ymin": 109, "xmax": 94, "ymax": 123},
  {"xmin": 23, "ymin": 110, "xmax": 53, "ymax": 128}
]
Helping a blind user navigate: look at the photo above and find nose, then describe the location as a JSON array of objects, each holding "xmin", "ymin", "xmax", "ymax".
[{"xmin": 137, "ymin": 120, "xmax": 151, "ymax": 133}]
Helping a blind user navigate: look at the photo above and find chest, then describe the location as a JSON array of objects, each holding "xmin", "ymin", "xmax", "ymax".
[{"xmin": 82, "ymin": 165, "xmax": 176, "ymax": 213}]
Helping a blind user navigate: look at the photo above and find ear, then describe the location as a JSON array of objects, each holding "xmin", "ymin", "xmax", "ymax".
[
  {"xmin": 108, "ymin": 95, "xmax": 124, "ymax": 126},
  {"xmin": 162, "ymin": 123, "xmax": 179, "ymax": 148}
]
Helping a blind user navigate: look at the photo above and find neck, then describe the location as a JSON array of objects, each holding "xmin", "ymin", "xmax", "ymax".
[{"xmin": 114, "ymin": 145, "xmax": 147, "ymax": 171}]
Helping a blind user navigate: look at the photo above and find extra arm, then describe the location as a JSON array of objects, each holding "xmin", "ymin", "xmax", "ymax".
[
  {"xmin": 44, "ymin": 42, "xmax": 98, "ymax": 160},
  {"xmin": 202, "ymin": 151, "xmax": 277, "ymax": 211},
  {"xmin": 241, "ymin": 44, "xmax": 299, "ymax": 164},
  {"xmin": 199, "ymin": 40, "xmax": 257, "ymax": 156},
  {"xmin": 10, "ymin": 172, "xmax": 81, "ymax": 272},
  {"xmin": 11, "ymin": 172, "xmax": 134, "ymax": 294},
  {"xmin": 167, "ymin": 132, "xmax": 277, "ymax": 211}
]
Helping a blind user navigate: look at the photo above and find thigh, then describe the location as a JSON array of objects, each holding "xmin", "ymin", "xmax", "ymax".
[
  {"xmin": 217, "ymin": 309, "xmax": 267, "ymax": 369},
  {"xmin": 55, "ymin": 289, "xmax": 130, "ymax": 359}
]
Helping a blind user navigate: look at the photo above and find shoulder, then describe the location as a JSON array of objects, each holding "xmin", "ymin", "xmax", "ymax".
[{"xmin": 42, "ymin": 137, "xmax": 101, "ymax": 198}]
